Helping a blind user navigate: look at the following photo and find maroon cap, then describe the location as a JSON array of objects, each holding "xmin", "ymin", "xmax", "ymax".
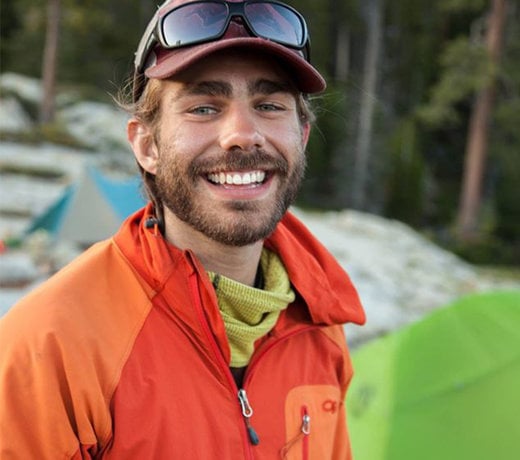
[{"xmin": 137, "ymin": 0, "xmax": 326, "ymax": 94}]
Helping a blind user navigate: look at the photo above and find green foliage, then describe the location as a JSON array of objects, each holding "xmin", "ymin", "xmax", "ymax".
[
  {"xmin": 417, "ymin": 37, "xmax": 494, "ymax": 127},
  {"xmin": 1, "ymin": 1, "xmax": 46, "ymax": 76},
  {"xmin": 383, "ymin": 0, "xmax": 443, "ymax": 113},
  {"xmin": 438, "ymin": 0, "xmax": 487, "ymax": 13},
  {"xmin": 488, "ymin": 16, "xmax": 520, "ymax": 256},
  {"xmin": 449, "ymin": 234, "xmax": 520, "ymax": 265},
  {"xmin": 300, "ymin": 86, "xmax": 354, "ymax": 209},
  {"xmin": 491, "ymin": 99, "xmax": 520, "ymax": 243},
  {"xmin": 383, "ymin": 118, "xmax": 426, "ymax": 226},
  {"xmin": 1, "ymin": 0, "xmax": 155, "ymax": 91},
  {"xmin": 0, "ymin": 0, "xmax": 22, "ymax": 69}
]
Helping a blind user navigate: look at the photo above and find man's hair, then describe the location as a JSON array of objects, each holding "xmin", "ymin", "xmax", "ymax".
[{"xmin": 116, "ymin": 76, "xmax": 316, "ymax": 224}]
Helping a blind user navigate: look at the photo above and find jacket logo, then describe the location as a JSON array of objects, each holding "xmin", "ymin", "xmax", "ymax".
[{"xmin": 322, "ymin": 399, "xmax": 338, "ymax": 414}]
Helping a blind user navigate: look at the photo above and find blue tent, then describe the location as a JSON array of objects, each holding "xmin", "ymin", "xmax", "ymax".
[
  {"xmin": 89, "ymin": 166, "xmax": 146, "ymax": 220},
  {"xmin": 27, "ymin": 165, "xmax": 146, "ymax": 246}
]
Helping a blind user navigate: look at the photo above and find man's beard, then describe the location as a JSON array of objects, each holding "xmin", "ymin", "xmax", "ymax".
[{"xmin": 154, "ymin": 147, "xmax": 306, "ymax": 246}]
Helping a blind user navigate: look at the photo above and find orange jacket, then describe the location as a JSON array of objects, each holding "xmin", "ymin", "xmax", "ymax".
[{"xmin": 0, "ymin": 206, "xmax": 365, "ymax": 459}]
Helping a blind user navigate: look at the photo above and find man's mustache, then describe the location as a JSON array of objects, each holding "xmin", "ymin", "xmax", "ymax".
[{"xmin": 190, "ymin": 148, "xmax": 289, "ymax": 176}]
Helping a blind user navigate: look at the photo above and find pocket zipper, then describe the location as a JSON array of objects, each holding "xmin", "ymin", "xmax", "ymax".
[
  {"xmin": 281, "ymin": 405, "xmax": 311, "ymax": 459},
  {"xmin": 301, "ymin": 406, "xmax": 310, "ymax": 460}
]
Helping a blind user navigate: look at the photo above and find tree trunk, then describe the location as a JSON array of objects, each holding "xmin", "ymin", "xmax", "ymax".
[
  {"xmin": 351, "ymin": 0, "xmax": 384, "ymax": 209},
  {"xmin": 40, "ymin": 0, "xmax": 61, "ymax": 124},
  {"xmin": 455, "ymin": 0, "xmax": 507, "ymax": 240}
]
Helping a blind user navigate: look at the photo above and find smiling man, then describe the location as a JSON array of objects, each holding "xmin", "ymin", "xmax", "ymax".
[{"xmin": 0, "ymin": 1, "xmax": 365, "ymax": 459}]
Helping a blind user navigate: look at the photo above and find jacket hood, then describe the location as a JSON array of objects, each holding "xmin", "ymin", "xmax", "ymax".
[{"xmin": 267, "ymin": 212, "xmax": 365, "ymax": 326}]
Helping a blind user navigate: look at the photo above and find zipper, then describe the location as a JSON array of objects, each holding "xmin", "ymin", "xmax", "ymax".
[
  {"xmin": 301, "ymin": 406, "xmax": 310, "ymax": 460},
  {"xmin": 238, "ymin": 389, "xmax": 260, "ymax": 445},
  {"xmin": 280, "ymin": 405, "xmax": 311, "ymax": 459},
  {"xmin": 187, "ymin": 268, "xmax": 255, "ymax": 459},
  {"xmin": 186, "ymin": 255, "xmax": 321, "ymax": 456},
  {"xmin": 239, "ymin": 325, "xmax": 320, "ymax": 451}
]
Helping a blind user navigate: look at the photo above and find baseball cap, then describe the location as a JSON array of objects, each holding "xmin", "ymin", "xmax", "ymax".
[{"xmin": 133, "ymin": 0, "xmax": 326, "ymax": 99}]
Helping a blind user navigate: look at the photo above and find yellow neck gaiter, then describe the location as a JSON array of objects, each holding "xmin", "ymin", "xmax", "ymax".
[{"xmin": 208, "ymin": 249, "xmax": 295, "ymax": 367}]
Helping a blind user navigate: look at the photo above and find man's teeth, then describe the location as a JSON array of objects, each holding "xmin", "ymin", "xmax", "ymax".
[{"xmin": 207, "ymin": 171, "xmax": 266, "ymax": 185}]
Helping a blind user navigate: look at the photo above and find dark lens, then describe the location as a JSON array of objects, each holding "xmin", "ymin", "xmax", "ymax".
[
  {"xmin": 244, "ymin": 3, "xmax": 305, "ymax": 47},
  {"xmin": 162, "ymin": 2, "xmax": 229, "ymax": 47}
]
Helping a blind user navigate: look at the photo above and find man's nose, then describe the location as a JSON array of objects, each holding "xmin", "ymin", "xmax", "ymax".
[{"xmin": 218, "ymin": 105, "xmax": 265, "ymax": 151}]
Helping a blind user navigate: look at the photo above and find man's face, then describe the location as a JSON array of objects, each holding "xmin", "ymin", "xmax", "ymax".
[{"xmin": 134, "ymin": 51, "xmax": 310, "ymax": 246}]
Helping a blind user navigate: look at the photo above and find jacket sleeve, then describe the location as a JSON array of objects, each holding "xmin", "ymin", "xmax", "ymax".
[
  {"xmin": 1, "ymin": 240, "xmax": 154, "ymax": 459},
  {"xmin": 0, "ymin": 306, "xmax": 103, "ymax": 458}
]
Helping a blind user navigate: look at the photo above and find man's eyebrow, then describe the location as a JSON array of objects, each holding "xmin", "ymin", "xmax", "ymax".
[
  {"xmin": 175, "ymin": 78, "xmax": 293, "ymax": 100},
  {"xmin": 178, "ymin": 81, "xmax": 233, "ymax": 98},
  {"xmin": 248, "ymin": 79, "xmax": 294, "ymax": 96}
]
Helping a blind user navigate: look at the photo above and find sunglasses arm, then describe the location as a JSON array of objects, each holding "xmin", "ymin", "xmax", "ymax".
[{"xmin": 134, "ymin": 5, "xmax": 164, "ymax": 73}]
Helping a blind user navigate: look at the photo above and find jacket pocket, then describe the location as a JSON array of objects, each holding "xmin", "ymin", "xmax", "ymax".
[{"xmin": 281, "ymin": 385, "xmax": 343, "ymax": 460}]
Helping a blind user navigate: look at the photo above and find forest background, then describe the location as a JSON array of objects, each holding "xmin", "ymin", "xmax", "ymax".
[{"xmin": 1, "ymin": 0, "xmax": 519, "ymax": 266}]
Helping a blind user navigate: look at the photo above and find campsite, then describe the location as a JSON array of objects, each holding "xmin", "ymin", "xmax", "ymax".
[
  {"xmin": 1, "ymin": 72, "xmax": 520, "ymax": 459},
  {"xmin": 26, "ymin": 164, "xmax": 145, "ymax": 248}
]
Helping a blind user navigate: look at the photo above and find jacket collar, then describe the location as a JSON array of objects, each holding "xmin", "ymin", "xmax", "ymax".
[
  {"xmin": 115, "ymin": 205, "xmax": 365, "ymax": 328},
  {"xmin": 266, "ymin": 212, "xmax": 365, "ymax": 326}
]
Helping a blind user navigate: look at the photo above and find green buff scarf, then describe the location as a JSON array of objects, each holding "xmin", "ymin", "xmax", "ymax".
[{"xmin": 208, "ymin": 249, "xmax": 295, "ymax": 367}]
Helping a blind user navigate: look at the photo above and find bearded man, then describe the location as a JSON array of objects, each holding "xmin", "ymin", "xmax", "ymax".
[{"xmin": 0, "ymin": 1, "xmax": 365, "ymax": 458}]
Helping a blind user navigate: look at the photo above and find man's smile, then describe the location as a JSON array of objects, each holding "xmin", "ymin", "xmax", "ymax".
[{"xmin": 207, "ymin": 170, "xmax": 267, "ymax": 186}]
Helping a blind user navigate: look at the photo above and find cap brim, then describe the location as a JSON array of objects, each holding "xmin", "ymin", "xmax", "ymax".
[{"xmin": 145, "ymin": 37, "xmax": 326, "ymax": 94}]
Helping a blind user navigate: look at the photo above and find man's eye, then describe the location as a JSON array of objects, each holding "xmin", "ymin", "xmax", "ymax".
[
  {"xmin": 190, "ymin": 106, "xmax": 218, "ymax": 115},
  {"xmin": 257, "ymin": 102, "xmax": 284, "ymax": 112}
]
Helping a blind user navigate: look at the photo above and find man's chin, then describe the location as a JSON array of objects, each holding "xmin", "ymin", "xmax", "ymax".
[{"xmin": 198, "ymin": 214, "xmax": 280, "ymax": 247}]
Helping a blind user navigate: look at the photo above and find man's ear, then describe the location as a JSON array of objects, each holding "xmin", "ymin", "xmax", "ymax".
[
  {"xmin": 127, "ymin": 118, "xmax": 159, "ymax": 175},
  {"xmin": 301, "ymin": 121, "xmax": 311, "ymax": 148}
]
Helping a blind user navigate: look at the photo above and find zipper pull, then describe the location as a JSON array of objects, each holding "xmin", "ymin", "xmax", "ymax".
[
  {"xmin": 301, "ymin": 412, "xmax": 310, "ymax": 435},
  {"xmin": 238, "ymin": 389, "xmax": 260, "ymax": 445},
  {"xmin": 280, "ymin": 408, "xmax": 311, "ymax": 459}
]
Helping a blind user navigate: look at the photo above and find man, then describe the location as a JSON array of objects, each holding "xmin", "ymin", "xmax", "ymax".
[{"xmin": 0, "ymin": 0, "xmax": 365, "ymax": 458}]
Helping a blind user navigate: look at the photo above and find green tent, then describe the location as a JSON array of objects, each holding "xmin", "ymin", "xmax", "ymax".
[{"xmin": 347, "ymin": 290, "xmax": 520, "ymax": 460}]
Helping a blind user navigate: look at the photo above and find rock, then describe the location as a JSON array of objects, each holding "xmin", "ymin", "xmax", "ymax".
[
  {"xmin": 0, "ymin": 73, "xmax": 42, "ymax": 105},
  {"xmin": 0, "ymin": 97, "xmax": 33, "ymax": 132},
  {"xmin": 291, "ymin": 208, "xmax": 515, "ymax": 346},
  {"xmin": 0, "ymin": 251, "xmax": 39, "ymax": 287},
  {"xmin": 57, "ymin": 102, "xmax": 129, "ymax": 153}
]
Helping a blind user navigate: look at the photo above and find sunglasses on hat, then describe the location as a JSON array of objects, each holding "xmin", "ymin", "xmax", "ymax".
[{"xmin": 134, "ymin": 0, "xmax": 310, "ymax": 74}]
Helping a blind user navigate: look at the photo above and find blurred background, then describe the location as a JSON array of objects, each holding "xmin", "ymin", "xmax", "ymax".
[
  {"xmin": 1, "ymin": 1, "xmax": 520, "ymax": 459},
  {"xmin": 1, "ymin": 0, "xmax": 519, "ymax": 264}
]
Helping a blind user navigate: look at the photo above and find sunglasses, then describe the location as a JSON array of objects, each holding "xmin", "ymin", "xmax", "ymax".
[{"xmin": 135, "ymin": 0, "xmax": 310, "ymax": 74}]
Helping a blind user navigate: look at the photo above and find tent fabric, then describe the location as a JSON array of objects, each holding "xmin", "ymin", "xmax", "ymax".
[
  {"xmin": 26, "ymin": 184, "xmax": 76, "ymax": 237},
  {"xmin": 347, "ymin": 290, "xmax": 520, "ymax": 460},
  {"xmin": 88, "ymin": 167, "xmax": 145, "ymax": 220},
  {"xmin": 26, "ymin": 165, "xmax": 146, "ymax": 246}
]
